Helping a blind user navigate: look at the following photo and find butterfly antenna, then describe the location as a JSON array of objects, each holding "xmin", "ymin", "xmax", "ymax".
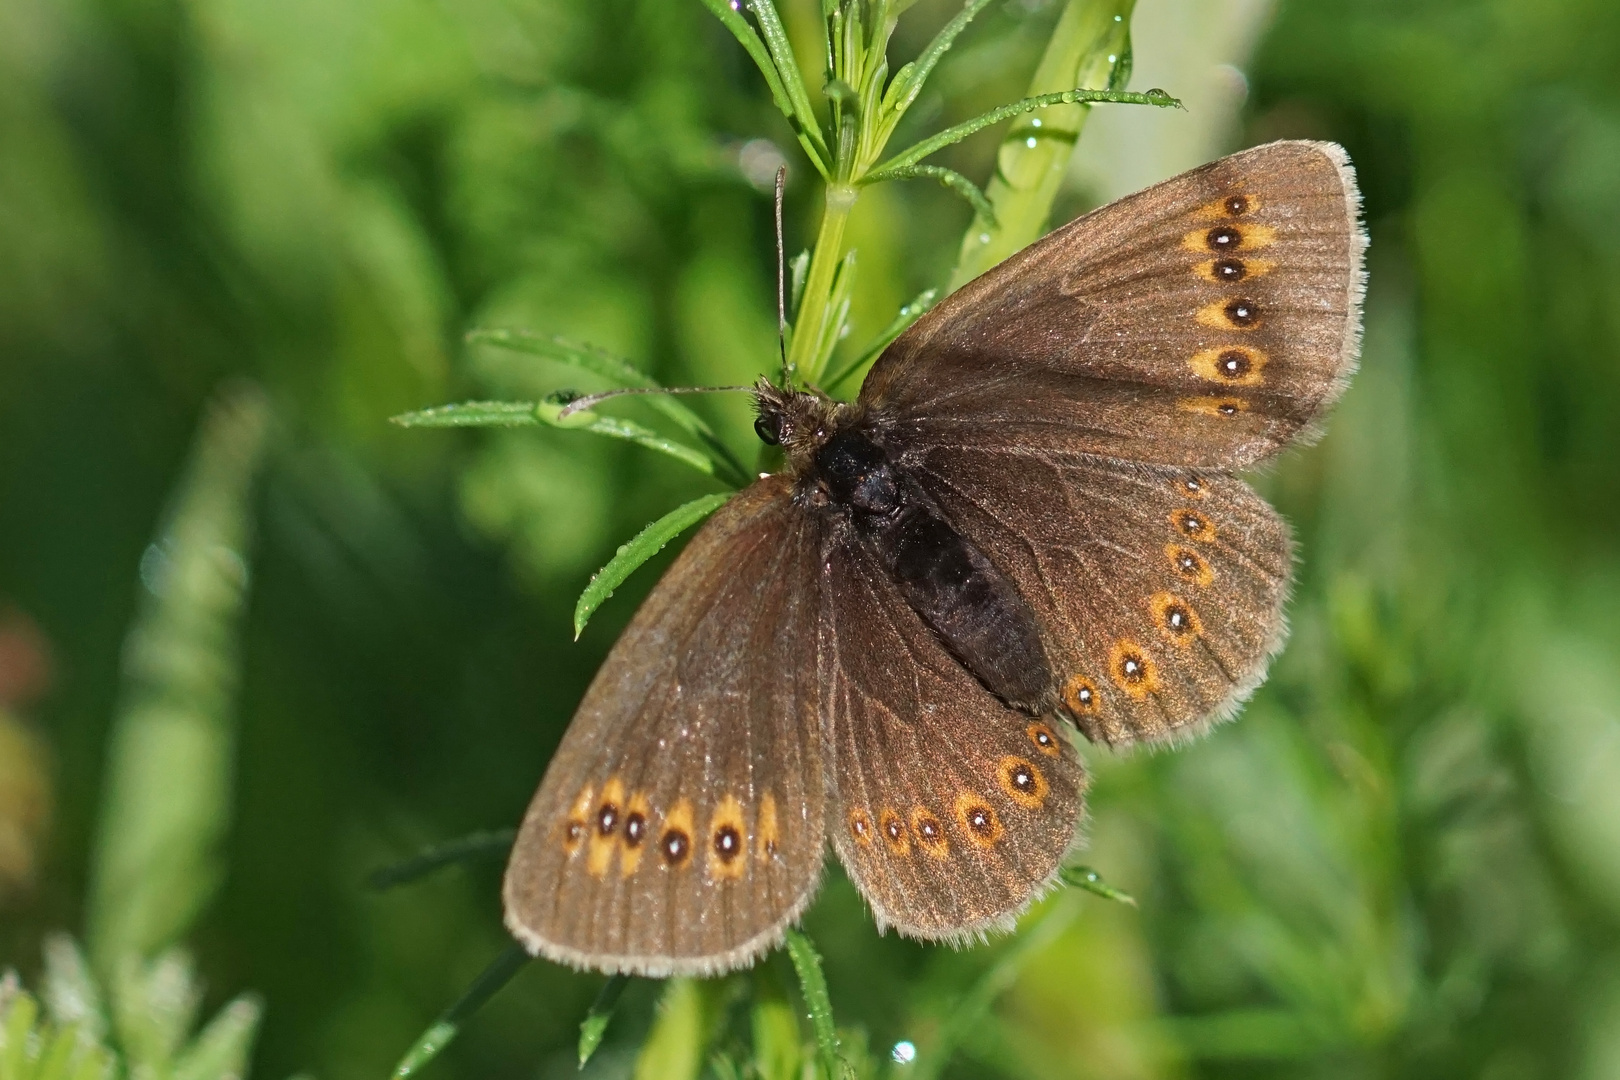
[
  {"xmin": 555, "ymin": 384, "xmax": 755, "ymax": 421},
  {"xmin": 774, "ymin": 164, "xmax": 788, "ymax": 379}
]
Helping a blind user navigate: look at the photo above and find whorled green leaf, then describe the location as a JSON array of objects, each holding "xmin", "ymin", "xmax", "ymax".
[
  {"xmin": 390, "ymin": 946, "xmax": 530, "ymax": 1080},
  {"xmin": 862, "ymin": 164, "xmax": 995, "ymax": 225},
  {"xmin": 879, "ymin": 0, "xmax": 996, "ymax": 120},
  {"xmin": 390, "ymin": 401, "xmax": 541, "ymax": 428},
  {"xmin": 868, "ymin": 85, "xmax": 1180, "ymax": 180},
  {"xmin": 574, "ymin": 493, "xmax": 733, "ymax": 639},
  {"xmin": 395, "ymin": 399, "xmax": 725, "ymax": 479},
  {"xmin": 744, "ymin": 1, "xmax": 831, "ymax": 167},
  {"xmin": 366, "ymin": 829, "xmax": 517, "ymax": 891},
  {"xmin": 1060, "ymin": 863, "xmax": 1138, "ymax": 906},
  {"xmin": 577, "ymin": 974, "xmax": 631, "ymax": 1068},
  {"xmin": 462, "ymin": 332, "xmax": 751, "ymax": 487}
]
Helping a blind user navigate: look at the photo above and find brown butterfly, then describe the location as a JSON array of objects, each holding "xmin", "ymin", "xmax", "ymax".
[{"xmin": 503, "ymin": 140, "xmax": 1366, "ymax": 976}]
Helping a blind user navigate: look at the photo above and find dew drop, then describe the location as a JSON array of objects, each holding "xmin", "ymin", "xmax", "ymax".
[
  {"xmin": 892, "ymin": 1041, "xmax": 917, "ymax": 1065},
  {"xmin": 1025, "ymin": 136, "xmax": 1038, "ymax": 149}
]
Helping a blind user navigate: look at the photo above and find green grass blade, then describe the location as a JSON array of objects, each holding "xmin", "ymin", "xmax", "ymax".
[
  {"xmin": 822, "ymin": 287, "xmax": 938, "ymax": 393},
  {"xmin": 367, "ymin": 829, "xmax": 517, "ymax": 891},
  {"xmin": 867, "ymin": 86, "xmax": 1179, "ymax": 181},
  {"xmin": 948, "ymin": 0, "xmax": 1138, "ymax": 288},
  {"xmin": 577, "ymin": 974, "xmax": 630, "ymax": 1068},
  {"xmin": 862, "ymin": 164, "xmax": 995, "ymax": 225},
  {"xmin": 574, "ymin": 493, "xmax": 733, "ymax": 639},
  {"xmin": 390, "ymin": 401, "xmax": 541, "ymax": 428},
  {"xmin": 87, "ymin": 385, "xmax": 271, "ymax": 974},
  {"xmin": 1059, "ymin": 864, "xmax": 1138, "ymax": 906},
  {"xmin": 783, "ymin": 930, "xmax": 850, "ymax": 1080},
  {"xmin": 390, "ymin": 945, "xmax": 530, "ymax": 1080}
]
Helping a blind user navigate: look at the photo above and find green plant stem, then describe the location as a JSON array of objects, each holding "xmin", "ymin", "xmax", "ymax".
[
  {"xmin": 949, "ymin": 0, "xmax": 1137, "ymax": 290},
  {"xmin": 785, "ymin": 183, "xmax": 858, "ymax": 386}
]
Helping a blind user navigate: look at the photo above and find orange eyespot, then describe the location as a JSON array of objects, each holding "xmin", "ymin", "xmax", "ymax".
[
  {"xmin": 955, "ymin": 793, "xmax": 1005, "ymax": 848},
  {"xmin": 1108, "ymin": 641, "xmax": 1161, "ymax": 699},
  {"xmin": 998, "ymin": 756, "xmax": 1049, "ymax": 808},
  {"xmin": 1151, "ymin": 592, "xmax": 1203, "ymax": 645},
  {"xmin": 1166, "ymin": 544, "xmax": 1215, "ymax": 587},
  {"xmin": 1063, "ymin": 674, "xmax": 1100, "ymax": 716},
  {"xmin": 1026, "ymin": 721, "xmax": 1062, "ymax": 756},
  {"xmin": 912, "ymin": 808, "xmax": 949, "ymax": 859},
  {"xmin": 1190, "ymin": 346, "xmax": 1267, "ymax": 386},
  {"xmin": 880, "ymin": 808, "xmax": 910, "ymax": 855},
  {"xmin": 1172, "ymin": 509, "xmax": 1216, "ymax": 542}
]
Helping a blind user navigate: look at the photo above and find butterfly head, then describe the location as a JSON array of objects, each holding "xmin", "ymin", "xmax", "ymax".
[{"xmin": 752, "ymin": 380, "xmax": 847, "ymax": 472}]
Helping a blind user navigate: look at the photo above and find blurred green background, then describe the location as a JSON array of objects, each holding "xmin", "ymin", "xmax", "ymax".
[{"xmin": 3, "ymin": 0, "xmax": 1620, "ymax": 1077}]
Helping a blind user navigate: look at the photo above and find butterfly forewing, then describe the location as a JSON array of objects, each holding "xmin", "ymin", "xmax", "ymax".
[
  {"xmin": 503, "ymin": 477, "xmax": 828, "ymax": 977},
  {"xmin": 862, "ymin": 141, "xmax": 1365, "ymax": 470},
  {"xmin": 909, "ymin": 447, "xmax": 1292, "ymax": 746},
  {"xmin": 820, "ymin": 537, "xmax": 1086, "ymax": 938}
]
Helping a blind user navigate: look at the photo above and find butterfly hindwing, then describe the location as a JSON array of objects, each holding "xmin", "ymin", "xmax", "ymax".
[
  {"xmin": 820, "ymin": 534, "xmax": 1087, "ymax": 938},
  {"xmin": 503, "ymin": 477, "xmax": 828, "ymax": 977},
  {"xmin": 910, "ymin": 445, "xmax": 1292, "ymax": 747},
  {"xmin": 862, "ymin": 140, "xmax": 1365, "ymax": 470}
]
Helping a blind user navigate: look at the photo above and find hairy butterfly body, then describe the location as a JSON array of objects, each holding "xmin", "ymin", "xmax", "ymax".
[{"xmin": 505, "ymin": 140, "xmax": 1366, "ymax": 976}]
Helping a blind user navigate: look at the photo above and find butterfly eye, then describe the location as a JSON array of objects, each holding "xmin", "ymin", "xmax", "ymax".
[{"xmin": 754, "ymin": 413, "xmax": 783, "ymax": 445}]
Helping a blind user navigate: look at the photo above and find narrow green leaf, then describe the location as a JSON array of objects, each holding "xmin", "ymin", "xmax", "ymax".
[
  {"xmin": 538, "ymin": 401, "xmax": 721, "ymax": 478},
  {"xmin": 745, "ymin": 1, "xmax": 831, "ymax": 166},
  {"xmin": 391, "ymin": 946, "xmax": 530, "ymax": 1080},
  {"xmin": 867, "ymin": 86, "xmax": 1180, "ymax": 180},
  {"xmin": 577, "ymin": 974, "xmax": 630, "ymax": 1068},
  {"xmin": 574, "ymin": 493, "xmax": 733, "ymax": 639},
  {"xmin": 390, "ymin": 401, "xmax": 540, "ymax": 428},
  {"xmin": 863, "ymin": 164, "xmax": 996, "ymax": 225},
  {"xmin": 171, "ymin": 997, "xmax": 262, "ymax": 1080},
  {"xmin": 880, "ymin": 0, "xmax": 995, "ymax": 118},
  {"xmin": 367, "ymin": 829, "xmax": 517, "ymax": 891},
  {"xmin": 1060, "ymin": 864, "xmax": 1138, "ymax": 906},
  {"xmin": 632, "ymin": 981, "xmax": 707, "ymax": 1080},
  {"xmin": 783, "ymin": 930, "xmax": 851, "ymax": 1080},
  {"xmin": 822, "ymin": 287, "xmax": 938, "ymax": 393},
  {"xmin": 693, "ymin": 0, "xmax": 796, "ymax": 125},
  {"xmin": 34, "ymin": 1022, "xmax": 82, "ymax": 1080},
  {"xmin": 1, "ymin": 990, "xmax": 40, "ymax": 1080},
  {"xmin": 465, "ymin": 332, "xmax": 751, "ymax": 487}
]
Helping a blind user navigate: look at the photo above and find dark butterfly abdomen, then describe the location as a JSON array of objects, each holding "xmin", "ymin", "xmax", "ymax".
[{"xmin": 812, "ymin": 424, "xmax": 1053, "ymax": 714}]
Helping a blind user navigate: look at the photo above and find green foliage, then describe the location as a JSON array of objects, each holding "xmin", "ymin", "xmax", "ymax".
[
  {"xmin": 3, "ymin": 0, "xmax": 1620, "ymax": 1078},
  {"xmin": 0, "ymin": 937, "xmax": 265, "ymax": 1080}
]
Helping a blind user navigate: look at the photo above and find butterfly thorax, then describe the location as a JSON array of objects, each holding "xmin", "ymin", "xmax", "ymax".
[{"xmin": 753, "ymin": 382, "xmax": 1055, "ymax": 716}]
